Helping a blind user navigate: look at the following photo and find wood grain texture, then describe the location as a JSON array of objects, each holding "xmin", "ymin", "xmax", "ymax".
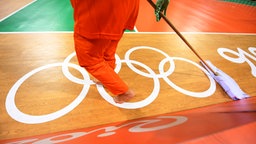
[
  {"xmin": 0, "ymin": 33, "xmax": 255, "ymax": 139},
  {"xmin": 0, "ymin": 0, "xmax": 34, "ymax": 20}
]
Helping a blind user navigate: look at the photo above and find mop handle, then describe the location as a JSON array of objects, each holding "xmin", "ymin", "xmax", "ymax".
[{"xmin": 147, "ymin": 0, "xmax": 217, "ymax": 76}]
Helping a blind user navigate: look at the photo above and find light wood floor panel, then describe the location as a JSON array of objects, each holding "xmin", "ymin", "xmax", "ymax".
[{"xmin": 0, "ymin": 0, "xmax": 34, "ymax": 20}]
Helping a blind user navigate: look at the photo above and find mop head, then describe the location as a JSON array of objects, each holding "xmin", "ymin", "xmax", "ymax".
[{"xmin": 201, "ymin": 60, "xmax": 250, "ymax": 100}]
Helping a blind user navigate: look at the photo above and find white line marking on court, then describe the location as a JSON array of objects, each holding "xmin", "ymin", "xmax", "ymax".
[
  {"xmin": 134, "ymin": 26, "xmax": 138, "ymax": 32},
  {"xmin": 126, "ymin": 31, "xmax": 256, "ymax": 36},
  {"xmin": 0, "ymin": 31, "xmax": 73, "ymax": 34},
  {"xmin": 0, "ymin": 0, "xmax": 37, "ymax": 22},
  {"xmin": 1, "ymin": 31, "xmax": 256, "ymax": 36}
]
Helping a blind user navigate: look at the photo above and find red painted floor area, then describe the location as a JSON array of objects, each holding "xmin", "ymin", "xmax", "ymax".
[
  {"xmin": 137, "ymin": 0, "xmax": 256, "ymax": 33},
  {"xmin": 1, "ymin": 97, "xmax": 255, "ymax": 144}
]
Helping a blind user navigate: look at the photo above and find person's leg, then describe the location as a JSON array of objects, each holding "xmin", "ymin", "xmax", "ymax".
[
  {"xmin": 74, "ymin": 33, "xmax": 134, "ymax": 103},
  {"xmin": 104, "ymin": 40, "xmax": 118, "ymax": 70},
  {"xmin": 103, "ymin": 40, "xmax": 135, "ymax": 104},
  {"xmin": 92, "ymin": 40, "xmax": 117, "ymax": 84}
]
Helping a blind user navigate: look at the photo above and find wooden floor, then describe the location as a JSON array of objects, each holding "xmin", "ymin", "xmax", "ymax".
[
  {"xmin": 1, "ymin": 32, "xmax": 255, "ymax": 140},
  {"xmin": 0, "ymin": 0, "xmax": 256, "ymax": 142},
  {"xmin": 0, "ymin": 0, "xmax": 34, "ymax": 20}
]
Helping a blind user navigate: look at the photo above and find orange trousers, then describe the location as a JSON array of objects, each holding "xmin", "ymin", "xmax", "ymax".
[
  {"xmin": 74, "ymin": 33, "xmax": 128, "ymax": 95},
  {"xmin": 70, "ymin": 0, "xmax": 139, "ymax": 95}
]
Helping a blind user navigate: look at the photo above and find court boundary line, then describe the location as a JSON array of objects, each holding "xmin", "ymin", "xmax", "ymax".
[
  {"xmin": 0, "ymin": 0, "xmax": 37, "ymax": 22},
  {"xmin": 0, "ymin": 31, "xmax": 256, "ymax": 36}
]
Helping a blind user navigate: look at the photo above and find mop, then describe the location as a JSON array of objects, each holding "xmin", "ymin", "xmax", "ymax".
[{"xmin": 147, "ymin": 0, "xmax": 249, "ymax": 100}]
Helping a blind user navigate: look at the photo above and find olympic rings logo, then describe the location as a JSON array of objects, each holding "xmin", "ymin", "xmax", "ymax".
[{"xmin": 6, "ymin": 46, "xmax": 216, "ymax": 124}]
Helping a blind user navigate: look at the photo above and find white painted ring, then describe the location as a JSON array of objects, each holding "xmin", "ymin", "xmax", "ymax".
[{"xmin": 5, "ymin": 63, "xmax": 90, "ymax": 124}]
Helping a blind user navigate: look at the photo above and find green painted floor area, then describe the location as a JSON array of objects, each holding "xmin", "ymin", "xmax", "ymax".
[
  {"xmin": 0, "ymin": 0, "xmax": 74, "ymax": 32},
  {"xmin": 0, "ymin": 0, "xmax": 135, "ymax": 32}
]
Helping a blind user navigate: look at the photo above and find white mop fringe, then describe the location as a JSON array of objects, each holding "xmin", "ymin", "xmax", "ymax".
[{"xmin": 201, "ymin": 60, "xmax": 250, "ymax": 100}]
